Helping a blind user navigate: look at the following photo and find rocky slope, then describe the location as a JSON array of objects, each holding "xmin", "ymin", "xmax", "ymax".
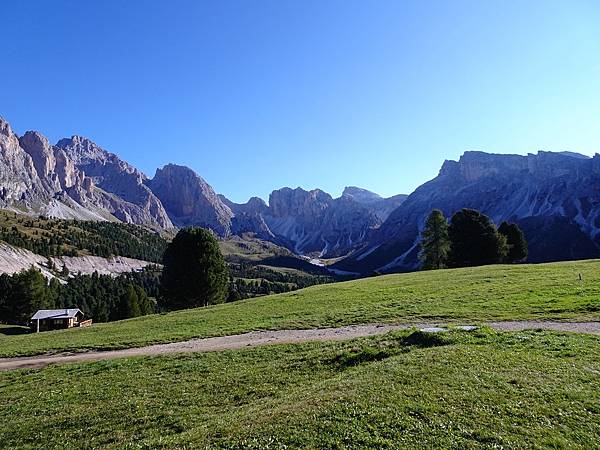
[
  {"xmin": 221, "ymin": 186, "xmax": 405, "ymax": 257},
  {"xmin": 0, "ymin": 242, "xmax": 155, "ymax": 279},
  {"xmin": 341, "ymin": 187, "xmax": 407, "ymax": 221},
  {"xmin": 337, "ymin": 151, "xmax": 600, "ymax": 274},
  {"xmin": 56, "ymin": 136, "xmax": 173, "ymax": 229}
]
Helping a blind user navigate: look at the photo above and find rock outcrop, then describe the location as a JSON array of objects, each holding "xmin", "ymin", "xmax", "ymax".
[
  {"xmin": 0, "ymin": 117, "xmax": 46, "ymax": 206},
  {"xmin": 0, "ymin": 116, "xmax": 174, "ymax": 229},
  {"xmin": 56, "ymin": 136, "xmax": 173, "ymax": 229},
  {"xmin": 148, "ymin": 164, "xmax": 233, "ymax": 236}
]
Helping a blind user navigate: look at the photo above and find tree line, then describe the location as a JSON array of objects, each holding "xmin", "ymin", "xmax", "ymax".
[
  {"xmin": 419, "ymin": 208, "xmax": 527, "ymax": 270},
  {"xmin": 227, "ymin": 261, "xmax": 332, "ymax": 300},
  {"xmin": 0, "ymin": 269, "xmax": 157, "ymax": 325}
]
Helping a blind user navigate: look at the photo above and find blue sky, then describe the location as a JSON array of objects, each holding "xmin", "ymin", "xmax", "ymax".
[{"xmin": 1, "ymin": 0, "xmax": 600, "ymax": 203}]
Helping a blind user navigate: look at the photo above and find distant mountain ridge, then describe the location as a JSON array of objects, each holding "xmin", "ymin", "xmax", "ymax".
[
  {"xmin": 336, "ymin": 150, "xmax": 600, "ymax": 273},
  {"xmin": 223, "ymin": 186, "xmax": 405, "ymax": 257},
  {"xmin": 4, "ymin": 114, "xmax": 600, "ymax": 271},
  {"xmin": 0, "ymin": 115, "xmax": 403, "ymax": 257}
]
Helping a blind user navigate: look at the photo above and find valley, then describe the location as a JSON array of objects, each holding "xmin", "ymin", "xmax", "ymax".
[{"xmin": 4, "ymin": 115, "xmax": 600, "ymax": 276}]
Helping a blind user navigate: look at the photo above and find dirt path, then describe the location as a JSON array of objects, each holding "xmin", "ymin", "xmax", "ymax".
[{"xmin": 1, "ymin": 321, "xmax": 599, "ymax": 372}]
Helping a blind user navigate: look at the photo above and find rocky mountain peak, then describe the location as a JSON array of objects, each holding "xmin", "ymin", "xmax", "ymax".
[
  {"xmin": 268, "ymin": 187, "xmax": 333, "ymax": 218},
  {"xmin": 56, "ymin": 135, "xmax": 106, "ymax": 161},
  {"xmin": 19, "ymin": 131, "xmax": 56, "ymax": 178},
  {"xmin": 0, "ymin": 116, "xmax": 13, "ymax": 138},
  {"xmin": 148, "ymin": 164, "xmax": 232, "ymax": 235},
  {"xmin": 341, "ymin": 186, "xmax": 382, "ymax": 203},
  {"xmin": 245, "ymin": 196, "xmax": 268, "ymax": 211}
]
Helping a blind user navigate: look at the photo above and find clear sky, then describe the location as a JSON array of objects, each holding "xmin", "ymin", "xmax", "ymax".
[{"xmin": 1, "ymin": 1, "xmax": 600, "ymax": 203}]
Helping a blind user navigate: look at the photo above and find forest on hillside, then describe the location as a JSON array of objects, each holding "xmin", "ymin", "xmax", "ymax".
[{"xmin": 0, "ymin": 212, "xmax": 168, "ymax": 262}]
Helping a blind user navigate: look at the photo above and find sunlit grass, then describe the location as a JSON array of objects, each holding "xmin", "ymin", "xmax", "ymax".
[
  {"xmin": 1, "ymin": 259, "xmax": 599, "ymax": 357},
  {"xmin": 0, "ymin": 329, "xmax": 598, "ymax": 448}
]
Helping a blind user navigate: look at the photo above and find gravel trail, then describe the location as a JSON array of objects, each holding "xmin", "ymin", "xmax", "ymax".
[{"xmin": 1, "ymin": 321, "xmax": 598, "ymax": 372}]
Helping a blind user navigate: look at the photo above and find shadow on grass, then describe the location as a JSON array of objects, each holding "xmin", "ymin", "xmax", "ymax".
[
  {"xmin": 329, "ymin": 330, "xmax": 454, "ymax": 369},
  {"xmin": 400, "ymin": 330, "xmax": 452, "ymax": 348},
  {"xmin": 0, "ymin": 326, "xmax": 30, "ymax": 336}
]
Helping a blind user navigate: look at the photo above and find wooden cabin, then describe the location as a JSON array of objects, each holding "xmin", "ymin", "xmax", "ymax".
[{"xmin": 30, "ymin": 309, "xmax": 92, "ymax": 332}]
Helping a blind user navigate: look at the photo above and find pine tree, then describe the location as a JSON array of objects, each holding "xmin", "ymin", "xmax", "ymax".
[
  {"xmin": 419, "ymin": 209, "xmax": 450, "ymax": 270},
  {"xmin": 10, "ymin": 268, "xmax": 53, "ymax": 324},
  {"xmin": 498, "ymin": 222, "xmax": 528, "ymax": 262},
  {"xmin": 118, "ymin": 284, "xmax": 140, "ymax": 319},
  {"xmin": 160, "ymin": 228, "xmax": 229, "ymax": 310},
  {"xmin": 448, "ymin": 209, "xmax": 507, "ymax": 267}
]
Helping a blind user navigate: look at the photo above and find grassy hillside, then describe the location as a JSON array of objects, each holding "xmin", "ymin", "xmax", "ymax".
[
  {"xmin": 0, "ymin": 209, "xmax": 169, "ymax": 262},
  {"xmin": 1, "ymin": 259, "xmax": 599, "ymax": 357},
  {"xmin": 221, "ymin": 235, "xmax": 334, "ymax": 298},
  {"xmin": 1, "ymin": 329, "xmax": 598, "ymax": 448}
]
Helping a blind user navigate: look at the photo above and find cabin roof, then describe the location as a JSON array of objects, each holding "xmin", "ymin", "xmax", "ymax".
[{"xmin": 31, "ymin": 309, "xmax": 83, "ymax": 320}]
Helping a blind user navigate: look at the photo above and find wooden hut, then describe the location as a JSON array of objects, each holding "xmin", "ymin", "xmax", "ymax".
[{"xmin": 30, "ymin": 309, "xmax": 92, "ymax": 332}]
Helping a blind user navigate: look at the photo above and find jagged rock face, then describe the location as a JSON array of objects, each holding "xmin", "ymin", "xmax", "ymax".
[
  {"xmin": 53, "ymin": 148, "xmax": 82, "ymax": 190},
  {"xmin": 231, "ymin": 213, "xmax": 276, "ymax": 241},
  {"xmin": 338, "ymin": 151, "xmax": 600, "ymax": 274},
  {"xmin": 19, "ymin": 131, "xmax": 87, "ymax": 193},
  {"xmin": 221, "ymin": 195, "xmax": 268, "ymax": 216},
  {"xmin": 254, "ymin": 187, "xmax": 382, "ymax": 257},
  {"xmin": 0, "ymin": 116, "xmax": 173, "ymax": 229},
  {"xmin": 223, "ymin": 196, "xmax": 276, "ymax": 241},
  {"xmin": 148, "ymin": 164, "xmax": 233, "ymax": 236},
  {"xmin": 19, "ymin": 132, "xmax": 56, "ymax": 179},
  {"xmin": 0, "ymin": 118, "xmax": 46, "ymax": 205},
  {"xmin": 220, "ymin": 186, "xmax": 403, "ymax": 257},
  {"xmin": 56, "ymin": 136, "xmax": 173, "ymax": 229},
  {"xmin": 269, "ymin": 188, "xmax": 333, "ymax": 218}
]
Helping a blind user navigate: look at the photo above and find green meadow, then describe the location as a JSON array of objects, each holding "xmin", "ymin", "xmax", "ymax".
[
  {"xmin": 1, "ymin": 259, "xmax": 599, "ymax": 357},
  {"xmin": 1, "ymin": 329, "xmax": 598, "ymax": 449}
]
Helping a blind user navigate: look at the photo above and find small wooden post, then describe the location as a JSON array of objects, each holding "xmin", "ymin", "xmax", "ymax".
[{"xmin": 36, "ymin": 318, "xmax": 40, "ymax": 333}]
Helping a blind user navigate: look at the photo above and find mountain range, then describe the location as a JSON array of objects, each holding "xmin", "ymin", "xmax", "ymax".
[
  {"xmin": 0, "ymin": 116, "xmax": 404, "ymax": 259},
  {"xmin": 2, "ymin": 114, "xmax": 600, "ymax": 273}
]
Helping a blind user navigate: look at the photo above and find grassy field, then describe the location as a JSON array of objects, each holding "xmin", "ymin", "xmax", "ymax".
[
  {"xmin": 1, "ymin": 259, "xmax": 599, "ymax": 358},
  {"xmin": 0, "ymin": 328, "xmax": 598, "ymax": 449}
]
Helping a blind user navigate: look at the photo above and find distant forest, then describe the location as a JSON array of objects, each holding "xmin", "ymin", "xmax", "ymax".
[{"xmin": 0, "ymin": 212, "xmax": 168, "ymax": 262}]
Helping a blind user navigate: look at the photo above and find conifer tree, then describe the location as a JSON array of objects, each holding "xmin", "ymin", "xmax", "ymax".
[
  {"xmin": 448, "ymin": 209, "xmax": 507, "ymax": 267},
  {"xmin": 419, "ymin": 209, "xmax": 450, "ymax": 270},
  {"xmin": 160, "ymin": 228, "xmax": 229, "ymax": 310},
  {"xmin": 498, "ymin": 221, "xmax": 528, "ymax": 262}
]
